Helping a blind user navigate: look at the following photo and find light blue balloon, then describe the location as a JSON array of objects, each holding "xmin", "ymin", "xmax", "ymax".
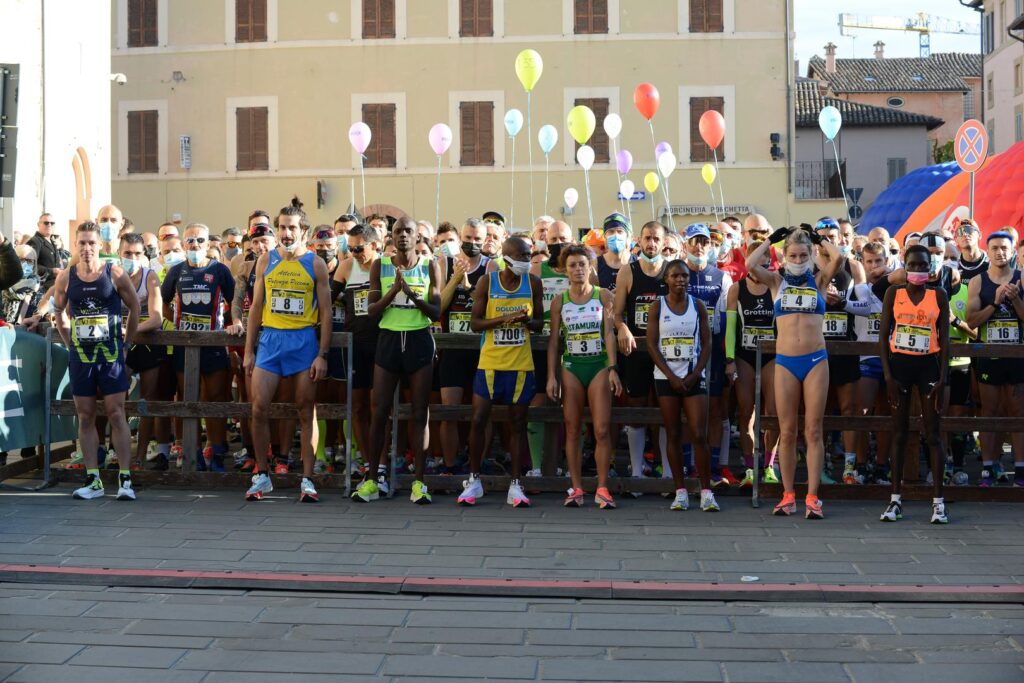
[
  {"xmin": 538, "ymin": 124, "xmax": 558, "ymax": 154},
  {"xmin": 504, "ymin": 108, "xmax": 524, "ymax": 137},
  {"xmin": 818, "ymin": 105, "xmax": 842, "ymax": 141}
]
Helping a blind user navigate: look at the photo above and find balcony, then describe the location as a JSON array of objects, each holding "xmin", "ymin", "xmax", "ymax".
[{"xmin": 794, "ymin": 160, "xmax": 848, "ymax": 200}]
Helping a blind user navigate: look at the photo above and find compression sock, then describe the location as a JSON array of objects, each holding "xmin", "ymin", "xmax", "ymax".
[
  {"xmin": 627, "ymin": 426, "xmax": 646, "ymax": 477},
  {"xmin": 527, "ymin": 422, "xmax": 544, "ymax": 471}
]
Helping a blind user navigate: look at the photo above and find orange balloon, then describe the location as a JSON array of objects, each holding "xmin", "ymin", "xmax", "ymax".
[
  {"xmin": 699, "ymin": 110, "xmax": 726, "ymax": 150},
  {"xmin": 633, "ymin": 83, "xmax": 660, "ymax": 121}
]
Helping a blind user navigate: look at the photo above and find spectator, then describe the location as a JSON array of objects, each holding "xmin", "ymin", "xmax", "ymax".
[{"xmin": 27, "ymin": 213, "xmax": 61, "ymax": 290}]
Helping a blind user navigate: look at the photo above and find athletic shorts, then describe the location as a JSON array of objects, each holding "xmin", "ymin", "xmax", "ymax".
[
  {"xmin": 375, "ymin": 328, "xmax": 435, "ymax": 376},
  {"xmin": 858, "ymin": 356, "xmax": 883, "ymax": 381},
  {"xmin": 654, "ymin": 376, "xmax": 707, "ymax": 399},
  {"xmin": 350, "ymin": 342, "xmax": 377, "ymax": 390},
  {"xmin": 256, "ymin": 326, "xmax": 319, "ymax": 377},
  {"xmin": 618, "ymin": 351, "xmax": 655, "ymax": 399},
  {"xmin": 532, "ymin": 350, "xmax": 548, "ymax": 394},
  {"xmin": 889, "ymin": 353, "xmax": 941, "ymax": 396},
  {"xmin": 473, "ymin": 369, "xmax": 536, "ymax": 405},
  {"xmin": 69, "ymin": 358, "xmax": 130, "ymax": 398},
  {"xmin": 327, "ymin": 346, "xmax": 346, "ymax": 381},
  {"xmin": 173, "ymin": 345, "xmax": 229, "ymax": 375},
  {"xmin": 827, "ymin": 352, "xmax": 860, "ymax": 387},
  {"xmin": 440, "ymin": 349, "xmax": 480, "ymax": 389},
  {"xmin": 975, "ymin": 357, "xmax": 1024, "ymax": 386},
  {"xmin": 125, "ymin": 344, "xmax": 165, "ymax": 374},
  {"xmin": 707, "ymin": 343, "xmax": 725, "ymax": 397},
  {"xmin": 948, "ymin": 364, "xmax": 972, "ymax": 407}
]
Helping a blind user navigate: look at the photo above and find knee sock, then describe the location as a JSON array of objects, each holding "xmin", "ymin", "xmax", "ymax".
[
  {"xmin": 316, "ymin": 419, "xmax": 327, "ymax": 461},
  {"xmin": 627, "ymin": 426, "xmax": 646, "ymax": 477},
  {"xmin": 527, "ymin": 422, "xmax": 544, "ymax": 471},
  {"xmin": 659, "ymin": 428, "xmax": 669, "ymax": 477},
  {"xmin": 711, "ymin": 447, "xmax": 721, "ymax": 475},
  {"xmin": 720, "ymin": 419, "xmax": 730, "ymax": 466}
]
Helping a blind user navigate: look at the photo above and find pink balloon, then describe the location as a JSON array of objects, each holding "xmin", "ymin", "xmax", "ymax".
[
  {"xmin": 428, "ymin": 123, "xmax": 453, "ymax": 156},
  {"xmin": 348, "ymin": 122, "xmax": 372, "ymax": 155},
  {"xmin": 616, "ymin": 149, "xmax": 633, "ymax": 175}
]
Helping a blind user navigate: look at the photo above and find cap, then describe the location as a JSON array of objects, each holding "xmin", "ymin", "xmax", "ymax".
[
  {"xmin": 482, "ymin": 210, "xmax": 505, "ymax": 225},
  {"xmin": 602, "ymin": 212, "xmax": 630, "ymax": 232},
  {"xmin": 248, "ymin": 222, "xmax": 275, "ymax": 239},
  {"xmin": 815, "ymin": 218, "xmax": 840, "ymax": 231},
  {"xmin": 222, "ymin": 227, "xmax": 241, "ymax": 237},
  {"xmin": 685, "ymin": 223, "xmax": 711, "ymax": 240},
  {"xmin": 584, "ymin": 229, "xmax": 606, "ymax": 248}
]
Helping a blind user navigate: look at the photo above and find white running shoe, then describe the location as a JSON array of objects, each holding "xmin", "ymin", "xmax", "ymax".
[
  {"xmin": 507, "ymin": 479, "xmax": 531, "ymax": 508},
  {"xmin": 880, "ymin": 500, "xmax": 903, "ymax": 522},
  {"xmin": 670, "ymin": 488, "xmax": 689, "ymax": 511},
  {"xmin": 525, "ymin": 468, "xmax": 542, "ymax": 478},
  {"xmin": 376, "ymin": 471, "xmax": 391, "ymax": 497},
  {"xmin": 299, "ymin": 477, "xmax": 319, "ymax": 503},
  {"xmin": 457, "ymin": 475, "xmax": 484, "ymax": 506},
  {"xmin": 930, "ymin": 502, "xmax": 949, "ymax": 524},
  {"xmin": 73, "ymin": 474, "xmax": 105, "ymax": 500},
  {"xmin": 245, "ymin": 473, "xmax": 273, "ymax": 501},
  {"xmin": 700, "ymin": 489, "xmax": 720, "ymax": 512},
  {"xmin": 116, "ymin": 474, "xmax": 136, "ymax": 501}
]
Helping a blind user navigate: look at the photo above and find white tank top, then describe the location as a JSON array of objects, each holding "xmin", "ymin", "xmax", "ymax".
[{"xmin": 653, "ymin": 294, "xmax": 702, "ymax": 381}]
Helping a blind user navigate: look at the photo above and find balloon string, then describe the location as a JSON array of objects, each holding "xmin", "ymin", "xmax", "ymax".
[
  {"xmin": 611, "ymin": 137, "xmax": 625, "ymax": 215},
  {"xmin": 625, "ymin": 197, "xmax": 632, "ymax": 227},
  {"xmin": 509, "ymin": 135, "xmax": 516, "ymax": 230},
  {"xmin": 830, "ymin": 139, "xmax": 850, "ymax": 214},
  {"xmin": 707, "ymin": 182, "xmax": 720, "ymax": 224},
  {"xmin": 650, "ymin": 190, "xmax": 656, "ymax": 223},
  {"xmin": 527, "ymin": 91, "xmax": 535, "ymax": 225},
  {"xmin": 583, "ymin": 166, "xmax": 595, "ymax": 232},
  {"xmin": 647, "ymin": 120, "xmax": 675, "ymax": 230},
  {"xmin": 359, "ymin": 157, "xmax": 367, "ymax": 213},
  {"xmin": 435, "ymin": 155, "xmax": 442, "ymax": 229},
  {"xmin": 712, "ymin": 149, "xmax": 725, "ymax": 217},
  {"xmin": 544, "ymin": 153, "xmax": 550, "ymax": 214}
]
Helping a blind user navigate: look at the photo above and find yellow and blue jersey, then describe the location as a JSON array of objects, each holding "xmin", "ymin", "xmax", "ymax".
[
  {"xmin": 478, "ymin": 272, "xmax": 533, "ymax": 372},
  {"xmin": 262, "ymin": 250, "xmax": 318, "ymax": 330}
]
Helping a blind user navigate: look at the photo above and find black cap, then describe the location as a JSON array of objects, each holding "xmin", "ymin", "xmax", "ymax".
[{"xmin": 482, "ymin": 210, "xmax": 505, "ymax": 226}]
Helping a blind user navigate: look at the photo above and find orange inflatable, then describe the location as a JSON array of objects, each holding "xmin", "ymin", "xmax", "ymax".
[
  {"xmin": 897, "ymin": 155, "xmax": 996, "ymax": 242},
  {"xmin": 941, "ymin": 141, "xmax": 1024, "ymax": 238}
]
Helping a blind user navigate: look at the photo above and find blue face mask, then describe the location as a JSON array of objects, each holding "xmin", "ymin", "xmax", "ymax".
[
  {"xmin": 687, "ymin": 253, "xmax": 708, "ymax": 268},
  {"xmin": 120, "ymin": 258, "xmax": 138, "ymax": 275},
  {"xmin": 606, "ymin": 233, "xmax": 627, "ymax": 254},
  {"xmin": 639, "ymin": 251, "xmax": 662, "ymax": 265},
  {"xmin": 98, "ymin": 221, "xmax": 116, "ymax": 242},
  {"xmin": 838, "ymin": 244, "xmax": 852, "ymax": 257},
  {"xmin": 186, "ymin": 250, "xmax": 202, "ymax": 266},
  {"xmin": 164, "ymin": 252, "xmax": 184, "ymax": 267},
  {"xmin": 705, "ymin": 247, "xmax": 719, "ymax": 264},
  {"xmin": 21, "ymin": 262, "xmax": 35, "ymax": 279},
  {"xmin": 337, "ymin": 233, "xmax": 349, "ymax": 256}
]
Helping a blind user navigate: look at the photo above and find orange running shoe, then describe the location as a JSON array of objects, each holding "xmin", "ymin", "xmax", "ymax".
[
  {"xmin": 805, "ymin": 495, "xmax": 824, "ymax": 520},
  {"xmin": 595, "ymin": 487, "xmax": 616, "ymax": 509},
  {"xmin": 773, "ymin": 492, "xmax": 797, "ymax": 516},
  {"xmin": 563, "ymin": 487, "xmax": 585, "ymax": 507}
]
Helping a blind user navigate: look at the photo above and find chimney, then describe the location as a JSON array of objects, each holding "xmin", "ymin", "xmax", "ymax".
[
  {"xmin": 824, "ymin": 42, "xmax": 837, "ymax": 74},
  {"xmin": 873, "ymin": 41, "xmax": 885, "ymax": 59}
]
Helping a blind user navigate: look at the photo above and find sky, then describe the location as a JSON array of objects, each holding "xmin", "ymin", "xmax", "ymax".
[{"xmin": 794, "ymin": 0, "xmax": 983, "ymax": 67}]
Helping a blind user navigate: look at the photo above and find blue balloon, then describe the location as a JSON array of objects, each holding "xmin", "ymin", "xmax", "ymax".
[
  {"xmin": 818, "ymin": 106, "xmax": 842, "ymax": 141},
  {"xmin": 538, "ymin": 124, "xmax": 558, "ymax": 154},
  {"xmin": 504, "ymin": 108, "xmax": 524, "ymax": 137}
]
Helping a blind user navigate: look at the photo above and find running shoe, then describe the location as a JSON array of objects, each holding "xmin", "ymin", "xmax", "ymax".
[
  {"xmin": 376, "ymin": 471, "xmax": 391, "ymax": 497},
  {"xmin": 299, "ymin": 477, "xmax": 319, "ymax": 503},
  {"xmin": 669, "ymin": 488, "xmax": 689, "ymax": 511},
  {"xmin": 994, "ymin": 462, "xmax": 1011, "ymax": 483},
  {"xmin": 873, "ymin": 469, "xmax": 892, "ymax": 486},
  {"xmin": 805, "ymin": 496, "xmax": 824, "ymax": 520},
  {"xmin": 72, "ymin": 473, "xmax": 104, "ymax": 500},
  {"xmin": 762, "ymin": 466, "xmax": 780, "ymax": 485},
  {"xmin": 979, "ymin": 469, "xmax": 995, "ymax": 488},
  {"xmin": 595, "ymin": 487, "xmax": 616, "ymax": 509},
  {"xmin": 525, "ymin": 468, "xmax": 542, "ymax": 478},
  {"xmin": 772, "ymin": 492, "xmax": 797, "ymax": 516},
  {"xmin": 116, "ymin": 474, "xmax": 136, "ymax": 501},
  {"xmin": 232, "ymin": 448, "xmax": 251, "ymax": 469},
  {"xmin": 273, "ymin": 460, "xmax": 289, "ymax": 475},
  {"xmin": 66, "ymin": 451, "xmax": 85, "ymax": 470},
  {"xmin": 879, "ymin": 500, "xmax": 902, "ymax": 522},
  {"xmin": 102, "ymin": 446, "xmax": 117, "ymax": 470},
  {"xmin": 410, "ymin": 480, "xmax": 432, "ymax": 505},
  {"xmin": 506, "ymin": 479, "xmax": 531, "ymax": 508},
  {"xmin": 700, "ymin": 489, "xmax": 720, "ymax": 512},
  {"xmin": 203, "ymin": 447, "xmax": 225, "ymax": 473},
  {"xmin": 930, "ymin": 502, "xmax": 949, "ymax": 524},
  {"xmin": 245, "ymin": 473, "xmax": 273, "ymax": 501},
  {"xmin": 349, "ymin": 457, "xmax": 368, "ymax": 478},
  {"xmin": 623, "ymin": 477, "xmax": 643, "ymax": 498},
  {"xmin": 313, "ymin": 459, "xmax": 333, "ymax": 475},
  {"xmin": 719, "ymin": 467, "xmax": 741, "ymax": 486},
  {"xmin": 171, "ymin": 444, "xmax": 184, "ymax": 468},
  {"xmin": 457, "ymin": 475, "xmax": 484, "ymax": 506},
  {"xmin": 351, "ymin": 479, "xmax": 379, "ymax": 502},
  {"xmin": 739, "ymin": 468, "xmax": 754, "ymax": 490},
  {"xmin": 710, "ymin": 474, "xmax": 729, "ymax": 490},
  {"xmin": 843, "ymin": 464, "xmax": 864, "ymax": 485},
  {"xmin": 951, "ymin": 470, "xmax": 970, "ymax": 486},
  {"xmin": 563, "ymin": 487, "xmax": 584, "ymax": 507},
  {"xmin": 819, "ymin": 469, "xmax": 837, "ymax": 485}
]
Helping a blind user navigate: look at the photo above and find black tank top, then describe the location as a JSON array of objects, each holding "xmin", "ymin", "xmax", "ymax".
[
  {"xmin": 959, "ymin": 252, "xmax": 989, "ymax": 282},
  {"xmin": 443, "ymin": 255, "xmax": 490, "ymax": 333},
  {"xmin": 979, "ymin": 269, "xmax": 1023, "ymax": 325},
  {"xmin": 597, "ymin": 254, "xmax": 633, "ymax": 291},
  {"xmin": 737, "ymin": 278, "xmax": 775, "ymax": 354},
  {"xmin": 624, "ymin": 260, "xmax": 667, "ymax": 336},
  {"xmin": 68, "ymin": 263, "xmax": 123, "ymax": 363}
]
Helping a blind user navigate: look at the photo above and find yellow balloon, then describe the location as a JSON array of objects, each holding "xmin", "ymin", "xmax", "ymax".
[
  {"xmin": 644, "ymin": 172, "xmax": 660, "ymax": 194},
  {"xmin": 701, "ymin": 163, "xmax": 716, "ymax": 186},
  {"xmin": 567, "ymin": 105, "xmax": 596, "ymax": 146},
  {"xmin": 515, "ymin": 49, "xmax": 543, "ymax": 93}
]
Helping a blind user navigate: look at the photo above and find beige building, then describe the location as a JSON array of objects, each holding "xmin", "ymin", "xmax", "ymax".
[
  {"xmin": 967, "ymin": 0, "xmax": 1024, "ymax": 153},
  {"xmin": 110, "ymin": 0, "xmax": 841, "ymax": 234}
]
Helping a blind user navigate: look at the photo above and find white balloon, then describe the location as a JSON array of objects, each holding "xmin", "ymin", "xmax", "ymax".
[
  {"xmin": 603, "ymin": 113, "xmax": 623, "ymax": 140},
  {"xmin": 657, "ymin": 151, "xmax": 677, "ymax": 179},
  {"xmin": 576, "ymin": 144, "xmax": 595, "ymax": 171},
  {"xmin": 619, "ymin": 179, "xmax": 635, "ymax": 199},
  {"xmin": 564, "ymin": 188, "xmax": 579, "ymax": 209}
]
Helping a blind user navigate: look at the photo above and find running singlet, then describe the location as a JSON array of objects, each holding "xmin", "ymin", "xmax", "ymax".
[
  {"xmin": 889, "ymin": 287, "xmax": 941, "ymax": 355},
  {"xmin": 978, "ymin": 270, "xmax": 1023, "ymax": 344},
  {"xmin": 262, "ymin": 250, "xmax": 318, "ymax": 330},
  {"xmin": 343, "ymin": 259, "xmax": 377, "ymax": 338},
  {"xmin": 822, "ymin": 264, "xmax": 855, "ymax": 341},
  {"xmin": 122, "ymin": 266, "xmax": 151, "ymax": 323},
  {"xmin": 624, "ymin": 260, "xmax": 667, "ymax": 335},
  {"xmin": 68, "ymin": 262, "xmax": 123, "ymax": 364},
  {"xmin": 774, "ymin": 271, "xmax": 826, "ymax": 317},
  {"xmin": 958, "ymin": 253, "xmax": 989, "ymax": 282},
  {"xmin": 540, "ymin": 260, "xmax": 570, "ymax": 334},
  {"xmin": 478, "ymin": 272, "xmax": 534, "ymax": 372},
  {"xmin": 687, "ymin": 264, "xmax": 728, "ymax": 335},
  {"xmin": 379, "ymin": 255, "xmax": 431, "ymax": 332},
  {"xmin": 597, "ymin": 254, "xmax": 634, "ymax": 291},
  {"xmin": 328, "ymin": 260, "xmax": 344, "ymax": 331},
  {"xmin": 160, "ymin": 260, "xmax": 234, "ymax": 333},
  {"xmin": 560, "ymin": 287, "xmax": 606, "ymax": 364},
  {"xmin": 444, "ymin": 256, "xmax": 490, "ymax": 334},
  {"xmin": 653, "ymin": 294, "xmax": 702, "ymax": 381},
  {"xmin": 948, "ymin": 284, "xmax": 970, "ymax": 369},
  {"xmin": 737, "ymin": 279, "xmax": 775, "ymax": 352}
]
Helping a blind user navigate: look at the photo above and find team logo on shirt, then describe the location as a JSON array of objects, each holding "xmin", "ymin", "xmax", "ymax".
[{"xmin": 204, "ymin": 274, "xmax": 214, "ymax": 284}]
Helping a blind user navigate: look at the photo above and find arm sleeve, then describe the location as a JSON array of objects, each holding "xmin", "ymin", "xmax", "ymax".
[
  {"xmin": 330, "ymin": 279, "xmax": 345, "ymax": 303},
  {"xmin": 844, "ymin": 284, "xmax": 873, "ymax": 316},
  {"xmin": 725, "ymin": 310, "xmax": 738, "ymax": 359}
]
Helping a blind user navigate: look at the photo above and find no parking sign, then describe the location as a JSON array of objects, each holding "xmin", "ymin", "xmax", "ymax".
[{"xmin": 955, "ymin": 119, "xmax": 988, "ymax": 215}]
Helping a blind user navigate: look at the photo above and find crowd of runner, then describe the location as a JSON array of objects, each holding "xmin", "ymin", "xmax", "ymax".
[{"xmin": 9, "ymin": 199, "xmax": 1024, "ymax": 524}]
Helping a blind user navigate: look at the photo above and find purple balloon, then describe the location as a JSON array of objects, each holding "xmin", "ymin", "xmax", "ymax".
[
  {"xmin": 616, "ymin": 149, "xmax": 633, "ymax": 175},
  {"xmin": 655, "ymin": 141, "xmax": 673, "ymax": 159}
]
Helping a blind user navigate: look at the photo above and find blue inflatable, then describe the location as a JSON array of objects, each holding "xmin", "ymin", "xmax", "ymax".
[{"xmin": 858, "ymin": 162, "xmax": 962, "ymax": 235}]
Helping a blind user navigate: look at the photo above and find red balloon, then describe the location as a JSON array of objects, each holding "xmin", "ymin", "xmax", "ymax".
[
  {"xmin": 633, "ymin": 83, "xmax": 660, "ymax": 121},
  {"xmin": 699, "ymin": 110, "xmax": 726, "ymax": 150}
]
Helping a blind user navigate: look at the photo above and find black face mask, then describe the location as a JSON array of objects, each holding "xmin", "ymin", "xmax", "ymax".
[
  {"xmin": 461, "ymin": 242, "xmax": 482, "ymax": 258},
  {"xmin": 547, "ymin": 243, "xmax": 565, "ymax": 264},
  {"xmin": 316, "ymin": 250, "xmax": 333, "ymax": 264},
  {"xmin": 245, "ymin": 251, "xmax": 257, "ymax": 262},
  {"xmin": 144, "ymin": 246, "xmax": 158, "ymax": 260}
]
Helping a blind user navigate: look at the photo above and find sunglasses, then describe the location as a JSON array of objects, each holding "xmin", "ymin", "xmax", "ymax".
[
  {"xmin": 41, "ymin": 221, "xmax": 56, "ymax": 226},
  {"xmin": 350, "ymin": 246, "xmax": 367, "ymax": 254},
  {"xmin": 314, "ymin": 230, "xmax": 334, "ymax": 240},
  {"xmin": 184, "ymin": 237, "xmax": 207, "ymax": 245},
  {"xmin": 889, "ymin": 249, "xmax": 899, "ymax": 255}
]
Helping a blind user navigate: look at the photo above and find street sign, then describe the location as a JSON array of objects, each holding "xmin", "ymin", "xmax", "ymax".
[
  {"xmin": 954, "ymin": 119, "xmax": 988, "ymax": 174},
  {"xmin": 846, "ymin": 187, "xmax": 863, "ymax": 204},
  {"xmin": 848, "ymin": 205, "xmax": 863, "ymax": 221},
  {"xmin": 617, "ymin": 191, "xmax": 646, "ymax": 201}
]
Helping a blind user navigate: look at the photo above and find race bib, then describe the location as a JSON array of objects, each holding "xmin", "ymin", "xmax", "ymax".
[
  {"xmin": 867, "ymin": 313, "xmax": 881, "ymax": 341},
  {"xmin": 393, "ymin": 284, "xmax": 427, "ymax": 309},
  {"xmin": 986, "ymin": 320, "xmax": 1020, "ymax": 344},
  {"xmin": 270, "ymin": 289, "xmax": 305, "ymax": 316},
  {"xmin": 741, "ymin": 326, "xmax": 775, "ymax": 351},
  {"xmin": 332, "ymin": 305, "xmax": 345, "ymax": 325},
  {"xmin": 449, "ymin": 311, "xmax": 473, "ymax": 334},
  {"xmin": 634, "ymin": 303, "xmax": 651, "ymax": 330},
  {"xmin": 894, "ymin": 324, "xmax": 931, "ymax": 353},
  {"xmin": 354, "ymin": 290, "xmax": 369, "ymax": 316},
  {"xmin": 493, "ymin": 325, "xmax": 525, "ymax": 347},
  {"xmin": 567, "ymin": 331, "xmax": 602, "ymax": 357},
  {"xmin": 780, "ymin": 287, "xmax": 818, "ymax": 313},
  {"xmin": 822, "ymin": 311, "xmax": 848, "ymax": 337},
  {"xmin": 73, "ymin": 315, "xmax": 110, "ymax": 342},
  {"xmin": 180, "ymin": 313, "xmax": 211, "ymax": 332},
  {"xmin": 660, "ymin": 336, "xmax": 694, "ymax": 361}
]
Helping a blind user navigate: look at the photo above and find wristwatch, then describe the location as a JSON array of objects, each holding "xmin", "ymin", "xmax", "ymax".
[{"xmin": 319, "ymin": 350, "xmax": 329, "ymax": 359}]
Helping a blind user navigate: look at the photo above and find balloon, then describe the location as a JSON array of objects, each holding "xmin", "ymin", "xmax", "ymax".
[
  {"xmin": 537, "ymin": 124, "xmax": 558, "ymax": 154},
  {"xmin": 514, "ymin": 49, "xmax": 543, "ymax": 92},
  {"xmin": 619, "ymin": 179, "xmax": 635, "ymax": 199},
  {"xmin": 818, "ymin": 105, "xmax": 842, "ymax": 141},
  {"xmin": 348, "ymin": 122, "xmax": 372, "ymax": 154},
  {"xmin": 428, "ymin": 123, "xmax": 452, "ymax": 156},
  {"xmin": 603, "ymin": 113, "xmax": 623, "ymax": 140},
  {"xmin": 644, "ymin": 172, "xmax": 660, "ymax": 193},
  {"xmin": 655, "ymin": 142, "xmax": 673, "ymax": 159},
  {"xmin": 567, "ymin": 105, "xmax": 596, "ymax": 145},
  {"xmin": 504, "ymin": 108, "xmax": 524, "ymax": 137},
  {"xmin": 657, "ymin": 151, "xmax": 677, "ymax": 179},
  {"xmin": 564, "ymin": 188, "xmax": 579, "ymax": 209},
  {"xmin": 576, "ymin": 144, "xmax": 595, "ymax": 171},
  {"xmin": 698, "ymin": 110, "xmax": 726, "ymax": 150},
  {"xmin": 633, "ymin": 83, "xmax": 660, "ymax": 121},
  {"xmin": 701, "ymin": 163, "xmax": 716, "ymax": 186},
  {"xmin": 616, "ymin": 149, "xmax": 633, "ymax": 175}
]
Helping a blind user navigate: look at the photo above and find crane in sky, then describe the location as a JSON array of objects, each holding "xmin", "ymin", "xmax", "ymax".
[{"xmin": 838, "ymin": 12, "xmax": 980, "ymax": 58}]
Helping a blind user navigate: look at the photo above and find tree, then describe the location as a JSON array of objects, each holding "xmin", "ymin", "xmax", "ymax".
[{"xmin": 934, "ymin": 139, "xmax": 955, "ymax": 164}]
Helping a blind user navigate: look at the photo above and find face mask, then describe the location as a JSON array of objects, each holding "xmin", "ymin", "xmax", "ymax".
[
  {"xmin": 838, "ymin": 244, "xmax": 851, "ymax": 257},
  {"xmin": 907, "ymin": 271, "xmax": 929, "ymax": 285},
  {"xmin": 705, "ymin": 247, "xmax": 719, "ymax": 264},
  {"xmin": 547, "ymin": 243, "xmax": 564, "ymax": 264},
  {"xmin": 225, "ymin": 247, "xmax": 241, "ymax": 260},
  {"xmin": 719, "ymin": 238, "xmax": 732, "ymax": 256},
  {"xmin": 185, "ymin": 250, "xmax": 202, "ymax": 266},
  {"xmin": 639, "ymin": 251, "xmax": 663, "ymax": 265},
  {"xmin": 337, "ymin": 234, "xmax": 349, "ymax": 255},
  {"xmin": 533, "ymin": 239, "xmax": 547, "ymax": 253},
  {"xmin": 784, "ymin": 260, "xmax": 812, "ymax": 278},
  {"xmin": 928, "ymin": 254, "xmax": 943, "ymax": 276},
  {"xmin": 21, "ymin": 263, "xmax": 35, "ymax": 279},
  {"xmin": 439, "ymin": 240, "xmax": 459, "ymax": 259},
  {"xmin": 606, "ymin": 234, "xmax": 627, "ymax": 254},
  {"xmin": 461, "ymin": 241, "xmax": 482, "ymax": 258},
  {"xmin": 164, "ymin": 253, "xmax": 184, "ymax": 267},
  {"xmin": 282, "ymin": 242, "xmax": 297, "ymax": 254},
  {"xmin": 98, "ymin": 222, "xmax": 116, "ymax": 242},
  {"xmin": 144, "ymin": 246, "xmax": 158, "ymax": 260},
  {"xmin": 316, "ymin": 249, "xmax": 333, "ymax": 264},
  {"xmin": 120, "ymin": 258, "xmax": 138, "ymax": 275},
  {"xmin": 504, "ymin": 257, "xmax": 530, "ymax": 276},
  {"xmin": 687, "ymin": 253, "xmax": 708, "ymax": 268}
]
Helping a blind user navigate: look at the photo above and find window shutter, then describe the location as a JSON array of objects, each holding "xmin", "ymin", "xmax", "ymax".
[
  {"xmin": 363, "ymin": 0, "xmax": 378, "ymax": 38},
  {"xmin": 128, "ymin": 0, "xmax": 141, "ymax": 47},
  {"xmin": 460, "ymin": 101, "xmax": 494, "ymax": 166},
  {"xmin": 591, "ymin": 0, "xmax": 608, "ymax": 33},
  {"xmin": 574, "ymin": 98, "xmax": 610, "ymax": 164},
  {"xmin": 380, "ymin": 0, "xmax": 396, "ymax": 38},
  {"xmin": 460, "ymin": 0, "xmax": 475, "ymax": 37},
  {"xmin": 706, "ymin": 0, "xmax": 723, "ymax": 32},
  {"xmin": 235, "ymin": 0, "xmax": 251, "ymax": 42},
  {"xmin": 128, "ymin": 0, "xmax": 158, "ymax": 47},
  {"xmin": 251, "ymin": 107, "xmax": 269, "ymax": 170},
  {"xmin": 689, "ymin": 0, "xmax": 706, "ymax": 32},
  {"xmin": 461, "ymin": 0, "xmax": 493, "ymax": 37},
  {"xmin": 236, "ymin": 108, "xmax": 252, "ymax": 171},
  {"xmin": 362, "ymin": 103, "xmax": 397, "ymax": 168},
  {"xmin": 251, "ymin": 0, "xmax": 267, "ymax": 41},
  {"xmin": 689, "ymin": 97, "xmax": 724, "ymax": 162},
  {"xmin": 478, "ymin": 0, "xmax": 493, "ymax": 36},
  {"xmin": 142, "ymin": 0, "xmax": 158, "ymax": 46},
  {"xmin": 574, "ymin": 0, "xmax": 588, "ymax": 34},
  {"xmin": 143, "ymin": 111, "xmax": 158, "ymax": 173},
  {"xmin": 128, "ymin": 112, "xmax": 143, "ymax": 173}
]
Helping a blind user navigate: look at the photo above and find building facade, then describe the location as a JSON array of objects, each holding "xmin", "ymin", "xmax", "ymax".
[
  {"xmin": 109, "ymin": 0, "xmax": 839, "ymax": 234},
  {"xmin": 971, "ymin": 0, "xmax": 1024, "ymax": 153}
]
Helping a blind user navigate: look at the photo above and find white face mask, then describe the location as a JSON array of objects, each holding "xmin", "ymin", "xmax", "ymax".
[
  {"xmin": 784, "ymin": 260, "xmax": 812, "ymax": 278},
  {"xmin": 504, "ymin": 257, "xmax": 530, "ymax": 276}
]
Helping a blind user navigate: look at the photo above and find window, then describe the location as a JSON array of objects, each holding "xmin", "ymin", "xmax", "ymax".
[
  {"xmin": 574, "ymin": 0, "xmax": 608, "ymax": 35},
  {"xmin": 127, "ymin": 110, "xmax": 159, "ymax": 173},
  {"xmin": 127, "ymin": 0, "xmax": 158, "ymax": 47},
  {"xmin": 983, "ymin": 12, "xmax": 994, "ymax": 54},
  {"xmin": 911, "ymin": 74, "xmax": 924, "ymax": 82},
  {"xmin": 864, "ymin": 74, "xmax": 877, "ymax": 82},
  {"xmin": 689, "ymin": 97, "xmax": 725, "ymax": 162},
  {"xmin": 460, "ymin": 0, "xmax": 493, "ymax": 37},
  {"xmin": 236, "ymin": 107, "xmax": 269, "ymax": 171},
  {"xmin": 887, "ymin": 158, "xmax": 907, "ymax": 186},
  {"xmin": 573, "ymin": 98, "xmax": 610, "ymax": 163},
  {"xmin": 1016, "ymin": 107, "xmax": 1023, "ymax": 143},
  {"xmin": 235, "ymin": 0, "xmax": 267, "ymax": 42},
  {"xmin": 1015, "ymin": 59, "xmax": 1022, "ymax": 95},
  {"xmin": 363, "ymin": 0, "xmax": 396, "ymax": 39},
  {"xmin": 361, "ymin": 103, "xmax": 397, "ymax": 168},
  {"xmin": 964, "ymin": 89, "xmax": 975, "ymax": 120},
  {"xmin": 988, "ymin": 75, "xmax": 995, "ymax": 109},
  {"xmin": 988, "ymin": 120, "xmax": 996, "ymax": 154},
  {"xmin": 887, "ymin": 96, "xmax": 905, "ymax": 108},
  {"xmin": 689, "ymin": 0, "xmax": 723, "ymax": 33},
  {"xmin": 459, "ymin": 101, "xmax": 494, "ymax": 166},
  {"xmin": 1017, "ymin": 0, "xmax": 1023, "ymax": 19}
]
